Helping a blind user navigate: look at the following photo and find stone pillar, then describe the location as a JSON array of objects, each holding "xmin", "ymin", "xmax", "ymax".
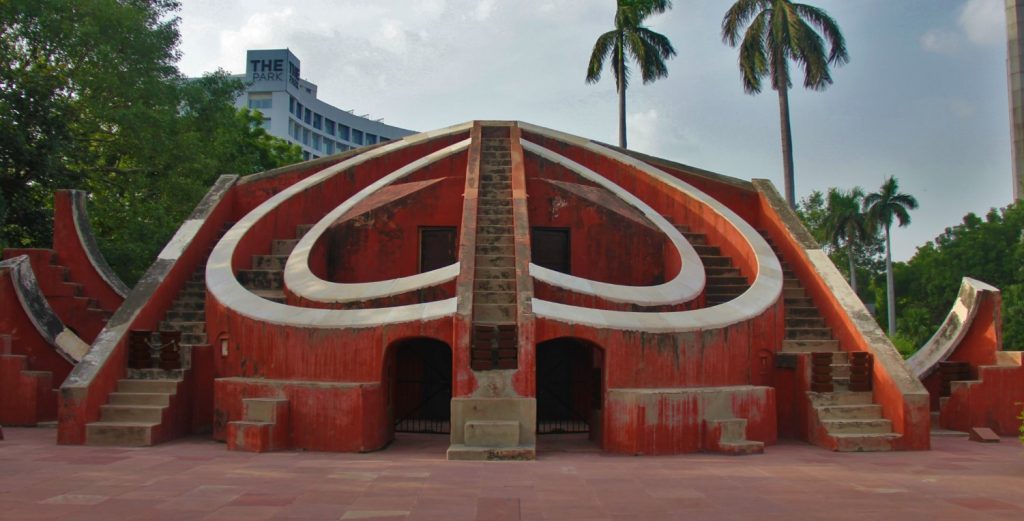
[{"xmin": 1008, "ymin": 0, "xmax": 1024, "ymax": 200}]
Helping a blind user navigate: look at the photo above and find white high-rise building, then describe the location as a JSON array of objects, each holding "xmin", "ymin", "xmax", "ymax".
[{"xmin": 235, "ymin": 49, "xmax": 414, "ymax": 161}]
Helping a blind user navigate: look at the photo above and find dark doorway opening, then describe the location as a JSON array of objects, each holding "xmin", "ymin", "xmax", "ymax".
[
  {"xmin": 531, "ymin": 227, "xmax": 570, "ymax": 274},
  {"xmin": 390, "ymin": 338, "xmax": 452, "ymax": 434},
  {"xmin": 536, "ymin": 338, "xmax": 603, "ymax": 435},
  {"xmin": 420, "ymin": 227, "xmax": 457, "ymax": 272}
]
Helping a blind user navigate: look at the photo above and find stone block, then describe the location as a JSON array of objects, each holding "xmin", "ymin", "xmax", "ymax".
[
  {"xmin": 968, "ymin": 427, "xmax": 1001, "ymax": 443},
  {"xmin": 464, "ymin": 420, "xmax": 519, "ymax": 447}
]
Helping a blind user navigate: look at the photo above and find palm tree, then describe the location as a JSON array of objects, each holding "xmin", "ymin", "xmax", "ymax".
[
  {"xmin": 864, "ymin": 176, "xmax": 918, "ymax": 336},
  {"xmin": 823, "ymin": 187, "xmax": 870, "ymax": 294},
  {"xmin": 587, "ymin": 0, "xmax": 676, "ymax": 149},
  {"xmin": 721, "ymin": 0, "xmax": 849, "ymax": 208}
]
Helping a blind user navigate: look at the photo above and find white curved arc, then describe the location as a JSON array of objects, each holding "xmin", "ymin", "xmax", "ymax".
[
  {"xmin": 520, "ymin": 141, "xmax": 704, "ymax": 306},
  {"xmin": 906, "ymin": 277, "xmax": 999, "ymax": 379},
  {"xmin": 518, "ymin": 121, "xmax": 783, "ymax": 332},
  {"xmin": 206, "ymin": 122, "xmax": 471, "ymax": 328},
  {"xmin": 285, "ymin": 140, "xmax": 469, "ymax": 303}
]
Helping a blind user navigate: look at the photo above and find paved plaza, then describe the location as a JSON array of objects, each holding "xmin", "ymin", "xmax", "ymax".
[{"xmin": 0, "ymin": 428, "xmax": 1021, "ymax": 521}]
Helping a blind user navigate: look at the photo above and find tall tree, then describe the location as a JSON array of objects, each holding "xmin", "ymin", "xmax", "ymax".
[
  {"xmin": 864, "ymin": 176, "xmax": 918, "ymax": 336},
  {"xmin": 823, "ymin": 187, "xmax": 870, "ymax": 293},
  {"xmin": 587, "ymin": 0, "xmax": 676, "ymax": 149},
  {"xmin": 721, "ymin": 0, "xmax": 848, "ymax": 208}
]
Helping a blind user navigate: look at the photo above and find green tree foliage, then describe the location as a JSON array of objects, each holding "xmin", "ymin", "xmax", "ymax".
[
  {"xmin": 0, "ymin": 0, "xmax": 300, "ymax": 284},
  {"xmin": 796, "ymin": 190, "xmax": 882, "ymax": 300},
  {"xmin": 885, "ymin": 203, "xmax": 1024, "ymax": 351},
  {"xmin": 721, "ymin": 0, "xmax": 848, "ymax": 208},
  {"xmin": 587, "ymin": 0, "xmax": 676, "ymax": 149}
]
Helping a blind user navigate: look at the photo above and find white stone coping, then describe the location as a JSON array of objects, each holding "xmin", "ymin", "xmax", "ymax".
[
  {"xmin": 206, "ymin": 123, "xmax": 472, "ymax": 328},
  {"xmin": 0, "ymin": 255, "xmax": 89, "ymax": 362},
  {"xmin": 906, "ymin": 277, "xmax": 999, "ymax": 379},
  {"xmin": 285, "ymin": 141, "xmax": 469, "ymax": 303},
  {"xmin": 520, "ymin": 141, "xmax": 704, "ymax": 305},
  {"xmin": 67, "ymin": 190, "xmax": 129, "ymax": 297},
  {"xmin": 519, "ymin": 122, "xmax": 783, "ymax": 332}
]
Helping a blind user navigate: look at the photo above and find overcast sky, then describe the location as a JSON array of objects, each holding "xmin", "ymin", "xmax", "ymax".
[{"xmin": 177, "ymin": 0, "xmax": 1013, "ymax": 261}]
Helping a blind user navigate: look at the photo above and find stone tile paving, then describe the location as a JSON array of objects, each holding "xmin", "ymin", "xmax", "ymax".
[{"xmin": 0, "ymin": 428, "xmax": 1022, "ymax": 520}]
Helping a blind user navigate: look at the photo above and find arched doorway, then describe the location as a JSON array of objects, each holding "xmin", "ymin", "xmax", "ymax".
[
  {"xmin": 388, "ymin": 338, "xmax": 452, "ymax": 435},
  {"xmin": 535, "ymin": 338, "xmax": 604, "ymax": 443}
]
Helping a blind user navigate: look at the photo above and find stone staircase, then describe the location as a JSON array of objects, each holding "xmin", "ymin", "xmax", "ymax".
[
  {"xmin": 2, "ymin": 248, "xmax": 111, "ymax": 342},
  {"xmin": 0, "ymin": 334, "xmax": 58, "ymax": 425},
  {"xmin": 238, "ymin": 223, "xmax": 312, "ymax": 304},
  {"xmin": 673, "ymin": 225, "xmax": 750, "ymax": 306},
  {"xmin": 471, "ymin": 136, "xmax": 518, "ymax": 372},
  {"xmin": 85, "ymin": 373, "xmax": 185, "ymax": 446},
  {"xmin": 759, "ymin": 232, "xmax": 899, "ymax": 451}
]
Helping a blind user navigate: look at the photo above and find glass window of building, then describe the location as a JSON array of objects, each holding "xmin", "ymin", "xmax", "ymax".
[
  {"xmin": 289, "ymin": 96, "xmax": 295, "ymax": 114},
  {"xmin": 365, "ymin": 133, "xmax": 377, "ymax": 145},
  {"xmin": 325, "ymin": 139, "xmax": 335, "ymax": 154},
  {"xmin": 313, "ymin": 113, "xmax": 322, "ymax": 130},
  {"xmin": 304, "ymin": 108, "xmax": 311, "ymax": 124},
  {"xmin": 325, "ymin": 119, "xmax": 335, "ymax": 135},
  {"xmin": 338, "ymin": 124, "xmax": 350, "ymax": 141},
  {"xmin": 352, "ymin": 129, "xmax": 363, "ymax": 145},
  {"xmin": 295, "ymin": 101, "xmax": 303, "ymax": 117},
  {"xmin": 248, "ymin": 97, "xmax": 272, "ymax": 110},
  {"xmin": 261, "ymin": 118, "xmax": 271, "ymax": 129},
  {"xmin": 303, "ymin": 128, "xmax": 310, "ymax": 146},
  {"xmin": 302, "ymin": 151, "xmax": 310, "ymax": 160},
  {"xmin": 312, "ymin": 133, "xmax": 321, "ymax": 151}
]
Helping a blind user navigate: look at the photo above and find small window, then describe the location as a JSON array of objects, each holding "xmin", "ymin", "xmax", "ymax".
[
  {"xmin": 302, "ymin": 151, "xmax": 310, "ymax": 160},
  {"xmin": 365, "ymin": 134, "xmax": 377, "ymax": 145},
  {"xmin": 295, "ymin": 101, "xmax": 303, "ymax": 117},
  {"xmin": 289, "ymin": 96, "xmax": 295, "ymax": 114},
  {"xmin": 352, "ymin": 129, "xmax": 363, "ymax": 145},
  {"xmin": 304, "ymin": 108, "xmax": 311, "ymax": 124},
  {"xmin": 380, "ymin": 137, "xmax": 390, "ymax": 142},
  {"xmin": 325, "ymin": 139, "xmax": 335, "ymax": 154},
  {"xmin": 312, "ymin": 133, "xmax": 321, "ymax": 151},
  {"xmin": 338, "ymin": 124, "xmax": 350, "ymax": 141},
  {"xmin": 261, "ymin": 118, "xmax": 271, "ymax": 129},
  {"xmin": 302, "ymin": 128, "xmax": 310, "ymax": 146},
  {"xmin": 313, "ymin": 113, "xmax": 322, "ymax": 130},
  {"xmin": 248, "ymin": 97, "xmax": 272, "ymax": 109},
  {"xmin": 325, "ymin": 118, "xmax": 335, "ymax": 135}
]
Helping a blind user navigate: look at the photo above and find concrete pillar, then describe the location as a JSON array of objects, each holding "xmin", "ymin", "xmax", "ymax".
[{"xmin": 1008, "ymin": 0, "xmax": 1024, "ymax": 200}]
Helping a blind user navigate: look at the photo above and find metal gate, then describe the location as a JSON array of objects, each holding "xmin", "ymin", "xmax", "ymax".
[
  {"xmin": 536, "ymin": 344, "xmax": 595, "ymax": 434},
  {"xmin": 393, "ymin": 342, "xmax": 452, "ymax": 434}
]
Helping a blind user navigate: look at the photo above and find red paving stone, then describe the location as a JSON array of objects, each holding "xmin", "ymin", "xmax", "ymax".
[{"xmin": 0, "ymin": 428, "xmax": 1022, "ymax": 521}]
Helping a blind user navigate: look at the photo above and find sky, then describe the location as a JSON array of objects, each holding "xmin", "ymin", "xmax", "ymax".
[{"xmin": 176, "ymin": 0, "xmax": 1014, "ymax": 262}]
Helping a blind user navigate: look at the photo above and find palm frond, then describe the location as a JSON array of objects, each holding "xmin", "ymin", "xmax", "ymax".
[
  {"xmin": 586, "ymin": 30, "xmax": 619, "ymax": 84},
  {"xmin": 738, "ymin": 9, "xmax": 770, "ymax": 94},
  {"xmin": 722, "ymin": 0, "xmax": 771, "ymax": 46},
  {"xmin": 792, "ymin": 3, "xmax": 849, "ymax": 66}
]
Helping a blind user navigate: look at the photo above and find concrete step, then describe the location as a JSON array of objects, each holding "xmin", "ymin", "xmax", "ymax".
[
  {"xmin": 271, "ymin": 239, "xmax": 298, "ymax": 255},
  {"xmin": 475, "ymin": 291, "xmax": 516, "ymax": 305},
  {"xmin": 809, "ymin": 391, "xmax": 875, "ymax": 406},
  {"xmin": 253, "ymin": 254, "xmax": 288, "ymax": 270},
  {"xmin": 164, "ymin": 309, "xmax": 204, "ymax": 322},
  {"xmin": 182, "ymin": 333, "xmax": 208, "ymax": 345},
  {"xmin": 832, "ymin": 433, "xmax": 899, "ymax": 452},
  {"xmin": 295, "ymin": 224, "xmax": 313, "ymax": 238},
  {"xmin": 783, "ymin": 287, "xmax": 806, "ymax": 299},
  {"xmin": 705, "ymin": 284, "xmax": 747, "ymax": 296},
  {"xmin": 478, "ymin": 225, "xmax": 512, "ymax": 236},
  {"xmin": 478, "ymin": 215, "xmax": 512, "ymax": 227},
  {"xmin": 831, "ymin": 363, "xmax": 851, "ymax": 378},
  {"xmin": 100, "ymin": 404, "xmax": 165, "ymax": 423},
  {"xmin": 183, "ymin": 281, "xmax": 206, "ymax": 292},
  {"xmin": 474, "ymin": 304, "xmax": 515, "ymax": 323},
  {"xmin": 170, "ymin": 299, "xmax": 205, "ymax": 312},
  {"xmin": 814, "ymin": 404, "xmax": 883, "ymax": 420},
  {"xmin": 782, "ymin": 339, "xmax": 840, "ymax": 352},
  {"xmin": 108, "ymin": 392, "xmax": 172, "ymax": 406},
  {"xmin": 700, "ymin": 256, "xmax": 733, "ymax": 268},
  {"xmin": 821, "ymin": 418, "xmax": 893, "ymax": 435},
  {"xmin": 475, "ymin": 243, "xmax": 514, "ymax": 256},
  {"xmin": 478, "ymin": 197, "xmax": 512, "ymax": 207},
  {"xmin": 476, "ymin": 254, "xmax": 515, "ymax": 268},
  {"xmin": 717, "ymin": 440, "xmax": 765, "ymax": 455},
  {"xmin": 117, "ymin": 379, "xmax": 180, "ymax": 394},
  {"xmin": 783, "ymin": 279, "xmax": 803, "ymax": 289},
  {"xmin": 160, "ymin": 321, "xmax": 205, "ymax": 334},
  {"xmin": 707, "ymin": 275, "xmax": 746, "ymax": 286},
  {"xmin": 475, "ymin": 267, "xmax": 515, "ymax": 280},
  {"xmin": 478, "ymin": 233, "xmax": 513, "ymax": 246},
  {"xmin": 252, "ymin": 289, "xmax": 286, "ymax": 303},
  {"xmin": 786, "ymin": 316, "xmax": 826, "ymax": 328},
  {"xmin": 479, "ymin": 205, "xmax": 514, "ymax": 216},
  {"xmin": 693, "ymin": 244, "xmax": 721, "ymax": 256},
  {"xmin": 237, "ymin": 270, "xmax": 284, "ymax": 290},
  {"xmin": 705, "ymin": 266, "xmax": 740, "ymax": 277},
  {"xmin": 785, "ymin": 296, "xmax": 814, "ymax": 307},
  {"xmin": 786, "ymin": 306, "xmax": 820, "ymax": 318},
  {"xmin": 480, "ymin": 189, "xmax": 511, "ymax": 200},
  {"xmin": 85, "ymin": 422, "xmax": 157, "ymax": 446},
  {"xmin": 786, "ymin": 328, "xmax": 832, "ymax": 340},
  {"xmin": 475, "ymin": 279, "xmax": 515, "ymax": 292}
]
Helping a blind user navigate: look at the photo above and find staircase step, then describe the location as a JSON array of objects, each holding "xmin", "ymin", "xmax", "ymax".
[
  {"xmin": 705, "ymin": 266, "xmax": 740, "ymax": 277},
  {"xmin": 164, "ymin": 309, "xmax": 204, "ymax": 322},
  {"xmin": 700, "ymin": 256, "xmax": 734, "ymax": 268},
  {"xmin": 785, "ymin": 306, "xmax": 821, "ymax": 318},
  {"xmin": 786, "ymin": 316, "xmax": 826, "ymax": 328},
  {"xmin": 693, "ymin": 245, "xmax": 721, "ymax": 256},
  {"xmin": 237, "ymin": 270, "xmax": 284, "ymax": 290},
  {"xmin": 108, "ymin": 392, "xmax": 172, "ymax": 406},
  {"xmin": 809, "ymin": 391, "xmax": 875, "ymax": 406},
  {"xmin": 475, "ymin": 291, "xmax": 516, "ymax": 305},
  {"xmin": 271, "ymin": 239, "xmax": 298, "ymax": 255},
  {"xmin": 85, "ymin": 422, "xmax": 157, "ymax": 446},
  {"xmin": 253, "ymin": 254, "xmax": 289, "ymax": 270},
  {"xmin": 821, "ymin": 418, "xmax": 893, "ymax": 435},
  {"xmin": 785, "ymin": 296, "xmax": 814, "ymax": 307},
  {"xmin": 475, "ymin": 267, "xmax": 515, "ymax": 280},
  {"xmin": 475, "ymin": 243, "xmax": 514, "ymax": 256},
  {"xmin": 786, "ymin": 328, "xmax": 833, "ymax": 340},
  {"xmin": 100, "ymin": 404, "xmax": 165, "ymax": 423},
  {"xmin": 832, "ymin": 433, "xmax": 899, "ymax": 452},
  {"xmin": 160, "ymin": 321, "xmax": 206, "ymax": 334},
  {"xmin": 707, "ymin": 275, "xmax": 746, "ymax": 286},
  {"xmin": 252, "ymin": 289, "xmax": 286, "ymax": 303},
  {"xmin": 814, "ymin": 404, "xmax": 883, "ymax": 420},
  {"xmin": 117, "ymin": 379, "xmax": 180, "ymax": 394},
  {"xmin": 295, "ymin": 224, "xmax": 313, "ymax": 238},
  {"xmin": 475, "ymin": 279, "xmax": 515, "ymax": 292},
  {"xmin": 476, "ymin": 254, "xmax": 515, "ymax": 268},
  {"xmin": 781, "ymin": 339, "xmax": 839, "ymax": 352},
  {"xmin": 474, "ymin": 304, "xmax": 515, "ymax": 323}
]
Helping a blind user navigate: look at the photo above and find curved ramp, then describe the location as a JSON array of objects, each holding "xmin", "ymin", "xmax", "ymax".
[{"xmin": 906, "ymin": 277, "xmax": 999, "ymax": 379}]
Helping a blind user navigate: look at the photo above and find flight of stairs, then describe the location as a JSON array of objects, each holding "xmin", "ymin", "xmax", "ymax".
[
  {"xmin": 673, "ymin": 225, "xmax": 750, "ymax": 306},
  {"xmin": 759, "ymin": 232, "xmax": 900, "ymax": 452},
  {"xmin": 2, "ymin": 248, "xmax": 111, "ymax": 342},
  {"xmin": 471, "ymin": 135, "xmax": 518, "ymax": 372},
  {"xmin": 238, "ymin": 224, "xmax": 312, "ymax": 304},
  {"xmin": 0, "ymin": 334, "xmax": 58, "ymax": 425}
]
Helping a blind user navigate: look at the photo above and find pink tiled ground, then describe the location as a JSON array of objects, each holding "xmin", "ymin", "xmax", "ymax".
[{"xmin": 1, "ymin": 428, "xmax": 1022, "ymax": 521}]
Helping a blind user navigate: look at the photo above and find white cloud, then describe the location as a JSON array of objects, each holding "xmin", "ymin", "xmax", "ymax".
[
  {"xmin": 218, "ymin": 8, "xmax": 296, "ymax": 62},
  {"xmin": 959, "ymin": 0, "xmax": 1004, "ymax": 46},
  {"xmin": 920, "ymin": 28, "xmax": 961, "ymax": 54},
  {"xmin": 474, "ymin": 0, "xmax": 496, "ymax": 21}
]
